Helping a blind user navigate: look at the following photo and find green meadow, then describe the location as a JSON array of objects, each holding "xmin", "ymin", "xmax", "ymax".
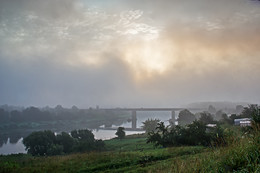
[{"xmin": 1, "ymin": 131, "xmax": 260, "ymax": 173}]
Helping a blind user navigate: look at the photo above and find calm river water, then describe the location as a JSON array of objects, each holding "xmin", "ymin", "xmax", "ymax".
[{"xmin": 0, "ymin": 111, "xmax": 177, "ymax": 155}]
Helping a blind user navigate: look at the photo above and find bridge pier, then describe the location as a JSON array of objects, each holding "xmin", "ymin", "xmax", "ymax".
[
  {"xmin": 170, "ymin": 110, "xmax": 176, "ymax": 126},
  {"xmin": 132, "ymin": 110, "xmax": 137, "ymax": 129}
]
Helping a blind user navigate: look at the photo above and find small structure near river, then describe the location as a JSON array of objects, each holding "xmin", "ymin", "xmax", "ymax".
[{"xmin": 234, "ymin": 118, "xmax": 252, "ymax": 127}]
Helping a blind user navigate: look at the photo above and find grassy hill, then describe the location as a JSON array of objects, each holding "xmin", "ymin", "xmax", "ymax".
[{"xmin": 1, "ymin": 132, "xmax": 259, "ymax": 173}]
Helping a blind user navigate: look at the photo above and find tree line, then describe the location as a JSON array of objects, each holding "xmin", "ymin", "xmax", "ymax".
[
  {"xmin": 177, "ymin": 104, "xmax": 257, "ymax": 126},
  {"xmin": 0, "ymin": 105, "xmax": 130, "ymax": 128},
  {"xmin": 147, "ymin": 120, "xmax": 226, "ymax": 147},
  {"xmin": 23, "ymin": 127, "xmax": 127, "ymax": 156},
  {"xmin": 145, "ymin": 105, "xmax": 260, "ymax": 148},
  {"xmin": 23, "ymin": 129, "xmax": 105, "ymax": 156}
]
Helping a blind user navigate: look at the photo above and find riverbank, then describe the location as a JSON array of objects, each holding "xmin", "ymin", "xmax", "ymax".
[
  {"xmin": 0, "ymin": 112, "xmax": 131, "ymax": 151},
  {"xmin": 1, "ymin": 132, "xmax": 259, "ymax": 172},
  {"xmin": 0, "ymin": 134, "xmax": 206, "ymax": 173},
  {"xmin": 0, "ymin": 130, "xmax": 145, "ymax": 155}
]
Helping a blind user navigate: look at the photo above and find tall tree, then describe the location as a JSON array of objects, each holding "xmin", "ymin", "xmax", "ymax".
[
  {"xmin": 208, "ymin": 105, "xmax": 216, "ymax": 114},
  {"xmin": 199, "ymin": 112, "xmax": 214, "ymax": 124},
  {"xmin": 241, "ymin": 104, "xmax": 258, "ymax": 118},
  {"xmin": 251, "ymin": 105, "xmax": 260, "ymax": 130},
  {"xmin": 178, "ymin": 109, "xmax": 196, "ymax": 126},
  {"xmin": 142, "ymin": 118, "xmax": 160, "ymax": 133},
  {"xmin": 116, "ymin": 127, "xmax": 125, "ymax": 139},
  {"xmin": 56, "ymin": 132, "xmax": 75, "ymax": 153},
  {"xmin": 215, "ymin": 110, "xmax": 224, "ymax": 121},
  {"xmin": 23, "ymin": 130, "xmax": 57, "ymax": 156}
]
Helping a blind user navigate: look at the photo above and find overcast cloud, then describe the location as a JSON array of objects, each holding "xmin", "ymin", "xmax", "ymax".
[{"xmin": 0, "ymin": 0, "xmax": 259, "ymax": 108}]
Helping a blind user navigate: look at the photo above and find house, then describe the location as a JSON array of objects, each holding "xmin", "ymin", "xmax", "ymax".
[
  {"xmin": 206, "ymin": 124, "xmax": 217, "ymax": 128},
  {"xmin": 234, "ymin": 118, "xmax": 252, "ymax": 127}
]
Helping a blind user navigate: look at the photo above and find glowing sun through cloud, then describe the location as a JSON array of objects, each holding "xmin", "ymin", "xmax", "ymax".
[
  {"xmin": 0, "ymin": 0, "xmax": 260, "ymax": 107},
  {"xmin": 123, "ymin": 39, "xmax": 176, "ymax": 80}
]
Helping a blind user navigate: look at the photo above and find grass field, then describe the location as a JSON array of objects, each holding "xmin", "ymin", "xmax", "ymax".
[{"xmin": 0, "ymin": 132, "xmax": 259, "ymax": 173}]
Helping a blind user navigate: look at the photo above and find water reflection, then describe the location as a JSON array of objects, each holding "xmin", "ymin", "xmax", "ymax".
[
  {"xmin": 0, "ymin": 138, "xmax": 26, "ymax": 155},
  {"xmin": 93, "ymin": 129, "xmax": 144, "ymax": 140},
  {"xmin": 0, "ymin": 131, "xmax": 31, "ymax": 148},
  {"xmin": 0, "ymin": 129, "xmax": 144, "ymax": 155},
  {"xmin": 0, "ymin": 111, "xmax": 173, "ymax": 155}
]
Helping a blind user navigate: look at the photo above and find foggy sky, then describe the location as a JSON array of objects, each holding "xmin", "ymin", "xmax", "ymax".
[{"xmin": 0, "ymin": 0, "xmax": 260, "ymax": 108}]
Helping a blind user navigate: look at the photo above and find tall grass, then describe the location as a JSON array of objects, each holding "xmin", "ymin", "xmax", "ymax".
[{"xmin": 1, "ymin": 127, "xmax": 259, "ymax": 172}]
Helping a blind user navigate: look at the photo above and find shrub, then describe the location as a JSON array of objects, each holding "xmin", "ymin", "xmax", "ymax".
[{"xmin": 147, "ymin": 121, "xmax": 225, "ymax": 147}]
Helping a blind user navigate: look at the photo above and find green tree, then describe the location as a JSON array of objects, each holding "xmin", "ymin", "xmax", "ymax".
[
  {"xmin": 178, "ymin": 109, "xmax": 196, "ymax": 126},
  {"xmin": 116, "ymin": 127, "xmax": 125, "ymax": 139},
  {"xmin": 147, "ymin": 122, "xmax": 170, "ymax": 147},
  {"xmin": 142, "ymin": 118, "xmax": 160, "ymax": 133},
  {"xmin": 251, "ymin": 105, "xmax": 260, "ymax": 130},
  {"xmin": 147, "ymin": 121, "xmax": 219, "ymax": 147},
  {"xmin": 10, "ymin": 110, "xmax": 22, "ymax": 122},
  {"xmin": 241, "ymin": 104, "xmax": 258, "ymax": 118},
  {"xmin": 185, "ymin": 120, "xmax": 211, "ymax": 146},
  {"xmin": 70, "ymin": 129, "xmax": 103, "ymax": 152},
  {"xmin": 229, "ymin": 114, "xmax": 240, "ymax": 123},
  {"xmin": 71, "ymin": 129, "xmax": 95, "ymax": 143},
  {"xmin": 46, "ymin": 144, "xmax": 64, "ymax": 156},
  {"xmin": 208, "ymin": 105, "xmax": 216, "ymax": 114},
  {"xmin": 199, "ymin": 112, "xmax": 214, "ymax": 124},
  {"xmin": 56, "ymin": 132, "xmax": 75, "ymax": 153},
  {"xmin": 236, "ymin": 105, "xmax": 244, "ymax": 114},
  {"xmin": 220, "ymin": 113, "xmax": 233, "ymax": 125},
  {"xmin": 215, "ymin": 110, "xmax": 224, "ymax": 121},
  {"xmin": 23, "ymin": 129, "xmax": 105, "ymax": 155},
  {"xmin": 0, "ymin": 108, "xmax": 9, "ymax": 123},
  {"xmin": 23, "ymin": 130, "xmax": 56, "ymax": 156}
]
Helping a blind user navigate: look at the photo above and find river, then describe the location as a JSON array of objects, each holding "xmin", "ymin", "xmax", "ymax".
[{"xmin": 0, "ymin": 111, "xmax": 177, "ymax": 155}]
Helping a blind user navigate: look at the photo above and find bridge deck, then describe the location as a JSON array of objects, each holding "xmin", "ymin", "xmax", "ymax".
[
  {"xmin": 99, "ymin": 108, "xmax": 204, "ymax": 111},
  {"xmin": 96, "ymin": 107, "xmax": 205, "ymax": 130}
]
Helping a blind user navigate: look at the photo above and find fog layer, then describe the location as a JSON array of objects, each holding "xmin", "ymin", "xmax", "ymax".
[{"xmin": 0, "ymin": 0, "xmax": 259, "ymax": 107}]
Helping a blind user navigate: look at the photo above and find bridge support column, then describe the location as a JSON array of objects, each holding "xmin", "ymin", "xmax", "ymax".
[
  {"xmin": 132, "ymin": 110, "xmax": 137, "ymax": 129},
  {"xmin": 170, "ymin": 110, "xmax": 175, "ymax": 126}
]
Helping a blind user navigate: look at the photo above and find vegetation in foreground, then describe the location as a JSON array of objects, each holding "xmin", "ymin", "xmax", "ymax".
[
  {"xmin": 1, "ymin": 129, "xmax": 260, "ymax": 173},
  {"xmin": 0, "ymin": 137, "xmax": 207, "ymax": 173},
  {"xmin": 0, "ymin": 105, "xmax": 260, "ymax": 172}
]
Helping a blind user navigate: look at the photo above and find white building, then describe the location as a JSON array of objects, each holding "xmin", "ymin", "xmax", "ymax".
[{"xmin": 234, "ymin": 118, "xmax": 252, "ymax": 127}]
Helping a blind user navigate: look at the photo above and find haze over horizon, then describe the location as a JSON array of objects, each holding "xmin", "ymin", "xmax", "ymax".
[{"xmin": 0, "ymin": 0, "xmax": 260, "ymax": 108}]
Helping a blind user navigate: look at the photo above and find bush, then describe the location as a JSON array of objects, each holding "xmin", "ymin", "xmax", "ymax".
[{"xmin": 147, "ymin": 121, "xmax": 225, "ymax": 147}]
